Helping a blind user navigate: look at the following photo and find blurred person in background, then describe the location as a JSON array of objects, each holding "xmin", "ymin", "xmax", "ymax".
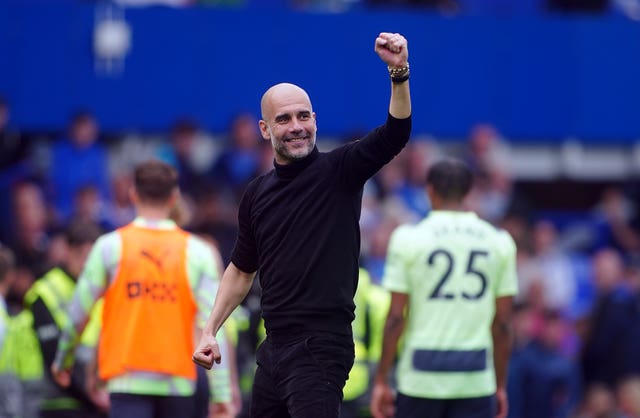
[
  {"xmin": 395, "ymin": 139, "xmax": 441, "ymax": 219},
  {"xmin": 506, "ymin": 302, "xmax": 539, "ymax": 417},
  {"xmin": 0, "ymin": 97, "xmax": 33, "ymax": 245},
  {"xmin": 6, "ymin": 180, "xmax": 55, "ymax": 309},
  {"xmin": 579, "ymin": 248, "xmax": 636, "ymax": 390},
  {"xmin": 51, "ymin": 160, "xmax": 235, "ymax": 418},
  {"xmin": 342, "ymin": 266, "xmax": 391, "ymax": 418},
  {"xmin": 617, "ymin": 377, "xmax": 640, "ymax": 418},
  {"xmin": 518, "ymin": 220, "xmax": 577, "ymax": 313},
  {"xmin": 211, "ymin": 112, "xmax": 262, "ymax": 201},
  {"xmin": 47, "ymin": 111, "xmax": 111, "ymax": 225},
  {"xmin": 193, "ymin": 32, "xmax": 412, "ymax": 418},
  {"xmin": 573, "ymin": 383, "xmax": 623, "ymax": 418},
  {"xmin": 0, "ymin": 245, "xmax": 22, "ymax": 418},
  {"xmin": 463, "ymin": 123, "xmax": 514, "ymax": 225},
  {"xmin": 592, "ymin": 187, "xmax": 640, "ymax": 257},
  {"xmin": 626, "ymin": 262, "xmax": 640, "ymax": 377},
  {"xmin": 158, "ymin": 118, "xmax": 217, "ymax": 201},
  {"xmin": 102, "ymin": 172, "xmax": 135, "ymax": 230},
  {"xmin": 360, "ymin": 216, "xmax": 405, "ymax": 285},
  {"xmin": 23, "ymin": 220, "xmax": 107, "ymax": 418},
  {"xmin": 507, "ymin": 309, "xmax": 580, "ymax": 418},
  {"xmin": 371, "ymin": 158, "xmax": 517, "ymax": 418},
  {"xmin": 69, "ymin": 185, "xmax": 114, "ymax": 232},
  {"xmin": 189, "ymin": 185, "xmax": 239, "ymax": 266},
  {"xmin": 0, "ymin": 97, "xmax": 26, "ymax": 172},
  {"xmin": 462, "ymin": 124, "xmax": 510, "ymax": 183}
]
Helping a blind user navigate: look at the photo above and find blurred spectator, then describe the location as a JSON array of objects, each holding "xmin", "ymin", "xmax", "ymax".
[
  {"xmin": 463, "ymin": 124, "xmax": 514, "ymax": 224},
  {"xmin": 580, "ymin": 248, "xmax": 636, "ymax": 389},
  {"xmin": 360, "ymin": 216, "xmax": 402, "ymax": 284},
  {"xmin": 617, "ymin": 377, "xmax": 640, "ymax": 418},
  {"xmin": 47, "ymin": 111, "xmax": 111, "ymax": 224},
  {"xmin": 103, "ymin": 171, "xmax": 135, "ymax": 229},
  {"xmin": 0, "ymin": 97, "xmax": 33, "ymax": 244},
  {"xmin": 0, "ymin": 245, "xmax": 16, "ymax": 333},
  {"xmin": 69, "ymin": 185, "xmax": 113, "ymax": 232},
  {"xmin": 0, "ymin": 245, "xmax": 23, "ymax": 418},
  {"xmin": 394, "ymin": 139, "xmax": 440, "ymax": 219},
  {"xmin": 518, "ymin": 220, "xmax": 577, "ymax": 312},
  {"xmin": 573, "ymin": 383, "xmax": 623, "ymax": 418},
  {"xmin": 23, "ymin": 220, "xmax": 106, "ymax": 418},
  {"xmin": 0, "ymin": 97, "xmax": 29, "ymax": 174},
  {"xmin": 211, "ymin": 112, "xmax": 262, "ymax": 200},
  {"xmin": 592, "ymin": 187, "xmax": 640, "ymax": 257},
  {"xmin": 463, "ymin": 123, "xmax": 510, "ymax": 180},
  {"xmin": 508, "ymin": 309, "xmax": 581, "ymax": 418},
  {"xmin": 190, "ymin": 186, "xmax": 238, "ymax": 265},
  {"xmin": 158, "ymin": 118, "xmax": 218, "ymax": 200},
  {"xmin": 625, "ymin": 264, "xmax": 640, "ymax": 377},
  {"xmin": 8, "ymin": 181, "xmax": 54, "ymax": 279},
  {"xmin": 0, "ymin": 98, "xmax": 19, "ymax": 164}
]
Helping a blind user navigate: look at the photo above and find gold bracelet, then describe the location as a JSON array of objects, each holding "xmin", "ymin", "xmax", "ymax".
[{"xmin": 388, "ymin": 62, "xmax": 410, "ymax": 77}]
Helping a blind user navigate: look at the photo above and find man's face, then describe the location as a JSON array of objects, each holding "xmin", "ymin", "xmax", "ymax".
[{"xmin": 260, "ymin": 88, "xmax": 317, "ymax": 165}]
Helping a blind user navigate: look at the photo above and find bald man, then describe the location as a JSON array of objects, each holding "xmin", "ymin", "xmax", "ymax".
[{"xmin": 193, "ymin": 32, "xmax": 412, "ymax": 418}]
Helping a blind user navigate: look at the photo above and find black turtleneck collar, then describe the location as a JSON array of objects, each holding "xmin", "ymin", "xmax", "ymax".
[{"xmin": 273, "ymin": 146, "xmax": 319, "ymax": 180}]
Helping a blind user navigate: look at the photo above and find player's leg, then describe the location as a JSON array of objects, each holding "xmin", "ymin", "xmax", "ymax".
[
  {"xmin": 282, "ymin": 333, "xmax": 354, "ymax": 418},
  {"xmin": 156, "ymin": 394, "xmax": 195, "ymax": 418},
  {"xmin": 250, "ymin": 339, "xmax": 289, "ymax": 418},
  {"xmin": 447, "ymin": 395, "xmax": 495, "ymax": 418},
  {"xmin": 395, "ymin": 393, "xmax": 446, "ymax": 418},
  {"xmin": 108, "ymin": 393, "xmax": 153, "ymax": 418}
]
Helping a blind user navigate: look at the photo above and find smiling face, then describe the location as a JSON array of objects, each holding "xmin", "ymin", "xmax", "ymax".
[{"xmin": 259, "ymin": 83, "xmax": 317, "ymax": 165}]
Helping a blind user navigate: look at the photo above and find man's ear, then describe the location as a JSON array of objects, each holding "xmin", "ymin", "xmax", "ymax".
[{"xmin": 259, "ymin": 120, "xmax": 271, "ymax": 141}]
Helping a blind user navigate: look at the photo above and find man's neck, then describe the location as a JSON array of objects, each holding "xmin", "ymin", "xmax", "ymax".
[
  {"xmin": 136, "ymin": 206, "xmax": 171, "ymax": 221},
  {"xmin": 433, "ymin": 202, "xmax": 464, "ymax": 211}
]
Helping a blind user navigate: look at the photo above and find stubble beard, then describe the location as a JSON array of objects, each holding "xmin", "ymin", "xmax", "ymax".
[{"xmin": 272, "ymin": 132, "xmax": 316, "ymax": 164}]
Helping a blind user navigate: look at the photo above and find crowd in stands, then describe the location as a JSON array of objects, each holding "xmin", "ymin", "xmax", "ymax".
[
  {"xmin": 2, "ymin": 94, "xmax": 640, "ymax": 417},
  {"xmin": 107, "ymin": 0, "xmax": 640, "ymax": 19}
]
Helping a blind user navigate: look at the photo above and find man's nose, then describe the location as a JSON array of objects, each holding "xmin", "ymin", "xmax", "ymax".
[{"xmin": 290, "ymin": 118, "xmax": 303, "ymax": 132}]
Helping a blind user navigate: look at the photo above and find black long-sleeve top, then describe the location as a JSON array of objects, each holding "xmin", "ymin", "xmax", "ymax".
[{"xmin": 230, "ymin": 114, "xmax": 411, "ymax": 337}]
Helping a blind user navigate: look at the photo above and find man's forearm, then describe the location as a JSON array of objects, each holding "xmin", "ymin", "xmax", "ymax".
[
  {"xmin": 492, "ymin": 316, "xmax": 513, "ymax": 389},
  {"xmin": 203, "ymin": 262, "xmax": 255, "ymax": 337},
  {"xmin": 374, "ymin": 309, "xmax": 405, "ymax": 383},
  {"xmin": 389, "ymin": 80, "xmax": 411, "ymax": 120}
]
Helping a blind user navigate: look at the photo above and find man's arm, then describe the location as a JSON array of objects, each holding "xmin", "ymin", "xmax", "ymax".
[
  {"xmin": 370, "ymin": 291, "xmax": 408, "ymax": 418},
  {"xmin": 376, "ymin": 33, "xmax": 411, "ymax": 120},
  {"xmin": 192, "ymin": 262, "xmax": 255, "ymax": 369},
  {"xmin": 340, "ymin": 33, "xmax": 411, "ymax": 190},
  {"xmin": 492, "ymin": 295, "xmax": 514, "ymax": 418}
]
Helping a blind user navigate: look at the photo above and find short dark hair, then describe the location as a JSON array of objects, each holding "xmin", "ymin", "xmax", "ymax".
[
  {"xmin": 64, "ymin": 220, "xmax": 103, "ymax": 248},
  {"xmin": 134, "ymin": 160, "xmax": 179, "ymax": 203},
  {"xmin": 0, "ymin": 246, "xmax": 15, "ymax": 281},
  {"xmin": 426, "ymin": 158, "xmax": 473, "ymax": 202}
]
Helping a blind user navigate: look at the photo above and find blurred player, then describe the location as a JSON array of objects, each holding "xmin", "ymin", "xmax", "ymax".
[
  {"xmin": 371, "ymin": 158, "xmax": 518, "ymax": 418},
  {"xmin": 51, "ymin": 160, "xmax": 234, "ymax": 418}
]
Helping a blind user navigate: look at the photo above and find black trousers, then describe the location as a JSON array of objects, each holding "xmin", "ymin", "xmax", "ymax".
[
  {"xmin": 396, "ymin": 392, "xmax": 496, "ymax": 418},
  {"xmin": 250, "ymin": 332, "xmax": 355, "ymax": 418},
  {"xmin": 109, "ymin": 393, "xmax": 195, "ymax": 418}
]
